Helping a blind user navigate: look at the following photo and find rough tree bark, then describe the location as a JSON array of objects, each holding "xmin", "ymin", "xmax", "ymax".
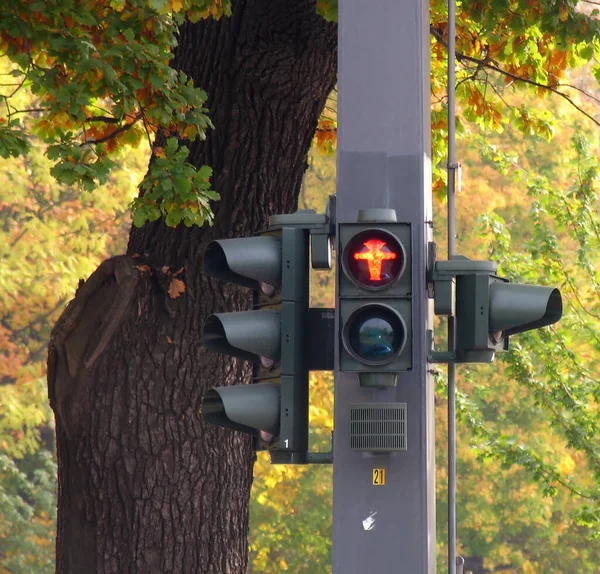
[{"xmin": 47, "ymin": 2, "xmax": 337, "ymax": 572}]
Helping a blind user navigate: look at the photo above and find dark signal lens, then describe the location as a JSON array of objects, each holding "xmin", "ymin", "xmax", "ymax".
[
  {"xmin": 345, "ymin": 230, "xmax": 405, "ymax": 289},
  {"xmin": 344, "ymin": 305, "xmax": 406, "ymax": 365}
]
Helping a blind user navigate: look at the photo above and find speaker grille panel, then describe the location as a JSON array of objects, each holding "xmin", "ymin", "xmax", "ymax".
[{"xmin": 350, "ymin": 403, "xmax": 407, "ymax": 451}]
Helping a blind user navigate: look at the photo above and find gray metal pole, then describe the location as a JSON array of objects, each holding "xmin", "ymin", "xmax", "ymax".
[
  {"xmin": 333, "ymin": 0, "xmax": 435, "ymax": 572},
  {"xmin": 447, "ymin": 0, "xmax": 458, "ymax": 571}
]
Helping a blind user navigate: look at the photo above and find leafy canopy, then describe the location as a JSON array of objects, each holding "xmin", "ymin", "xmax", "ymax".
[
  {"xmin": 0, "ymin": 0, "xmax": 232, "ymax": 228},
  {"xmin": 430, "ymin": 0, "xmax": 600, "ymax": 193}
]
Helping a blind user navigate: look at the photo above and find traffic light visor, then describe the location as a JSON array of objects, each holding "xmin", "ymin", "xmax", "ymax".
[
  {"xmin": 489, "ymin": 283, "xmax": 562, "ymax": 337},
  {"xmin": 203, "ymin": 310, "xmax": 281, "ymax": 365},
  {"xmin": 202, "ymin": 382, "xmax": 280, "ymax": 435},
  {"xmin": 204, "ymin": 236, "xmax": 281, "ymax": 293},
  {"xmin": 343, "ymin": 230, "xmax": 406, "ymax": 289}
]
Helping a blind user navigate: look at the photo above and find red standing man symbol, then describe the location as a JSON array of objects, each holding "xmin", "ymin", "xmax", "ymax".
[{"xmin": 353, "ymin": 239, "xmax": 397, "ymax": 281}]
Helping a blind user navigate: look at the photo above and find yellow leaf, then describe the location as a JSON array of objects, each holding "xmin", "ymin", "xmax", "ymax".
[
  {"xmin": 559, "ymin": 3, "xmax": 568, "ymax": 22},
  {"xmin": 558, "ymin": 454, "xmax": 575, "ymax": 476}
]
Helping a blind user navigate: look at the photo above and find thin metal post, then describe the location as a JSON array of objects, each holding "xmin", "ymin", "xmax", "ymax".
[{"xmin": 447, "ymin": 0, "xmax": 458, "ymax": 572}]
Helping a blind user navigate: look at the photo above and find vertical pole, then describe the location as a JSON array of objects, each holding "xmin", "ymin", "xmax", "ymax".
[
  {"xmin": 333, "ymin": 0, "xmax": 435, "ymax": 572},
  {"xmin": 447, "ymin": 0, "xmax": 458, "ymax": 571}
]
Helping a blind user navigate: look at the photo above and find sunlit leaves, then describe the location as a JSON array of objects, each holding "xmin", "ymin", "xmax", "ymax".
[
  {"xmin": 467, "ymin": 127, "xmax": 600, "ymax": 547},
  {"xmin": 314, "ymin": 118, "xmax": 337, "ymax": 155},
  {"xmin": 316, "ymin": 0, "xmax": 337, "ymax": 23},
  {"xmin": 429, "ymin": 0, "xmax": 600, "ymax": 195},
  {"xmin": 0, "ymin": 0, "xmax": 228, "ymax": 228},
  {"xmin": 0, "ymin": 123, "xmax": 29, "ymax": 159},
  {"xmin": 131, "ymin": 137, "xmax": 219, "ymax": 227}
]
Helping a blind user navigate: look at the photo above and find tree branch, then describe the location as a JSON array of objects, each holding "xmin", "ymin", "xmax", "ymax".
[
  {"xmin": 7, "ymin": 107, "xmax": 44, "ymax": 115},
  {"xmin": 85, "ymin": 115, "xmax": 121, "ymax": 124},
  {"xmin": 430, "ymin": 25, "xmax": 600, "ymax": 128},
  {"xmin": 557, "ymin": 82, "xmax": 600, "ymax": 107},
  {"xmin": 81, "ymin": 113, "xmax": 142, "ymax": 146}
]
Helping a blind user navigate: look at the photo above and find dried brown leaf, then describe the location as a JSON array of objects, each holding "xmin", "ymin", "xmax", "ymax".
[{"xmin": 168, "ymin": 277, "xmax": 186, "ymax": 299}]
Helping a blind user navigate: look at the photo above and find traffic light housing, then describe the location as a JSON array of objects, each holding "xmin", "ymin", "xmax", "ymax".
[
  {"xmin": 338, "ymin": 209, "xmax": 412, "ymax": 387},
  {"xmin": 455, "ymin": 273, "xmax": 562, "ymax": 362},
  {"xmin": 200, "ymin": 207, "xmax": 336, "ymax": 465},
  {"xmin": 428, "ymin": 249, "xmax": 562, "ymax": 363},
  {"xmin": 201, "ymin": 226, "xmax": 310, "ymax": 464}
]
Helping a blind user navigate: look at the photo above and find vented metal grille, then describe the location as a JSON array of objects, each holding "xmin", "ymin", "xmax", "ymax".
[{"xmin": 350, "ymin": 403, "xmax": 407, "ymax": 451}]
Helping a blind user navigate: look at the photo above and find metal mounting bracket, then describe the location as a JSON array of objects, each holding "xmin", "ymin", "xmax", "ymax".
[
  {"xmin": 427, "ymin": 243, "xmax": 499, "ymax": 363},
  {"xmin": 268, "ymin": 195, "xmax": 336, "ymax": 269},
  {"xmin": 427, "ymin": 329, "xmax": 455, "ymax": 364},
  {"xmin": 427, "ymin": 242, "xmax": 498, "ymax": 316}
]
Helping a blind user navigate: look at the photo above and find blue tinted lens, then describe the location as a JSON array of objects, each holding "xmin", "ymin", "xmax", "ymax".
[{"xmin": 347, "ymin": 307, "xmax": 404, "ymax": 363}]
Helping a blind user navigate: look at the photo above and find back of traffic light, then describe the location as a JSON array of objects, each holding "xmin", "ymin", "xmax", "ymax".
[
  {"xmin": 200, "ymin": 206, "xmax": 335, "ymax": 464},
  {"xmin": 427, "ymin": 246, "xmax": 562, "ymax": 363}
]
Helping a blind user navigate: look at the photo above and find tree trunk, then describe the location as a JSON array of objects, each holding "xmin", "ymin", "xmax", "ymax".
[{"xmin": 47, "ymin": 2, "xmax": 336, "ymax": 572}]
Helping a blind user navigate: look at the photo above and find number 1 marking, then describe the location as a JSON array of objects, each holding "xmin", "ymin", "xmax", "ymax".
[{"xmin": 284, "ymin": 439, "xmax": 289, "ymax": 448}]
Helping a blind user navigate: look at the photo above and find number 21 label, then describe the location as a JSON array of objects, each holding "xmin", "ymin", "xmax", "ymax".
[{"xmin": 372, "ymin": 468, "xmax": 386, "ymax": 486}]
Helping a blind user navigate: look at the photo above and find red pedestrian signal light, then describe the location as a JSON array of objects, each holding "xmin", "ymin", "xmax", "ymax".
[
  {"xmin": 354, "ymin": 239, "xmax": 397, "ymax": 281},
  {"xmin": 344, "ymin": 230, "xmax": 405, "ymax": 289}
]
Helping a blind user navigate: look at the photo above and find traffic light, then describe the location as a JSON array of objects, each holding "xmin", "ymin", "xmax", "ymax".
[
  {"xmin": 454, "ymin": 273, "xmax": 562, "ymax": 362},
  {"xmin": 338, "ymin": 208, "xmax": 412, "ymax": 387},
  {"xmin": 428, "ymin": 250, "xmax": 562, "ymax": 363},
  {"xmin": 200, "ymin": 226, "xmax": 310, "ymax": 464}
]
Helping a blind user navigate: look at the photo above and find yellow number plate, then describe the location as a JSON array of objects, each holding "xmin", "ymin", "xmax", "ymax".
[{"xmin": 372, "ymin": 468, "xmax": 386, "ymax": 486}]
